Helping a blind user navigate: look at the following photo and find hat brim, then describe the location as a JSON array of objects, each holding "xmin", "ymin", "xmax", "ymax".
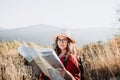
[{"xmin": 53, "ymin": 34, "xmax": 76, "ymax": 44}]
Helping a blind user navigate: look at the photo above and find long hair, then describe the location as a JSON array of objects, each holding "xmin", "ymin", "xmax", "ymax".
[{"xmin": 54, "ymin": 37, "xmax": 76, "ymax": 56}]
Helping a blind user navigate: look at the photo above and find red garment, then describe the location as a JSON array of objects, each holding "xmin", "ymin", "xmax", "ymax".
[
  {"xmin": 40, "ymin": 54, "xmax": 81, "ymax": 80},
  {"xmin": 60, "ymin": 54, "xmax": 81, "ymax": 80}
]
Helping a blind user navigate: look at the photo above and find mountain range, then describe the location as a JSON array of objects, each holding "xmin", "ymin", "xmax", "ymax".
[{"xmin": 0, "ymin": 24, "xmax": 118, "ymax": 46}]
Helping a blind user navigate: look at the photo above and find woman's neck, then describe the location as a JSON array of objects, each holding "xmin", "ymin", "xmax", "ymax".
[
  {"xmin": 59, "ymin": 49, "xmax": 67, "ymax": 58},
  {"xmin": 59, "ymin": 50, "xmax": 66, "ymax": 58},
  {"xmin": 61, "ymin": 49, "xmax": 67, "ymax": 54}
]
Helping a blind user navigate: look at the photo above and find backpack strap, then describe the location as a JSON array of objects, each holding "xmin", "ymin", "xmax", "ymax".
[{"xmin": 78, "ymin": 57, "xmax": 85, "ymax": 80}]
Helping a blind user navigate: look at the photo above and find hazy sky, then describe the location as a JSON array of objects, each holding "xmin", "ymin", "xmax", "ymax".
[{"xmin": 0, "ymin": 0, "xmax": 119, "ymax": 29}]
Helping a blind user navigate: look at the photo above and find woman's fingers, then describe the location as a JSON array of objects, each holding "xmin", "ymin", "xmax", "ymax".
[{"xmin": 57, "ymin": 68, "xmax": 66, "ymax": 77}]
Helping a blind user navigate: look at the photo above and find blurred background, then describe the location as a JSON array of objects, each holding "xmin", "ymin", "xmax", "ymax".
[{"xmin": 0, "ymin": 0, "xmax": 120, "ymax": 47}]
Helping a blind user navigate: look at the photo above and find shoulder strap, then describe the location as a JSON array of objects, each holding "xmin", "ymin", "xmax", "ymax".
[{"xmin": 78, "ymin": 57, "xmax": 85, "ymax": 80}]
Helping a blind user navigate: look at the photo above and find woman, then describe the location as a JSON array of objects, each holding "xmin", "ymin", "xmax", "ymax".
[{"xmin": 40, "ymin": 33, "xmax": 81, "ymax": 80}]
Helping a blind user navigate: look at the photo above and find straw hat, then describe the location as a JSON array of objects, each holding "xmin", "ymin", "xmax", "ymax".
[{"xmin": 53, "ymin": 31, "xmax": 76, "ymax": 44}]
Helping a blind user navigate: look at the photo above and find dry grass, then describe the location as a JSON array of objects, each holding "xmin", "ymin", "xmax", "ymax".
[
  {"xmin": 76, "ymin": 36, "xmax": 120, "ymax": 80},
  {"xmin": 0, "ymin": 36, "xmax": 120, "ymax": 80},
  {"xmin": 0, "ymin": 40, "xmax": 40, "ymax": 80}
]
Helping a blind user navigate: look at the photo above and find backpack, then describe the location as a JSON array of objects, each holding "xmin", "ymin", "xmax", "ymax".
[
  {"xmin": 63, "ymin": 55, "xmax": 85, "ymax": 80},
  {"xmin": 77, "ymin": 56, "xmax": 85, "ymax": 80}
]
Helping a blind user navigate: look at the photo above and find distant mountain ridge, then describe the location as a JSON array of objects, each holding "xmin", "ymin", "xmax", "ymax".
[
  {"xmin": 0, "ymin": 27, "xmax": 7, "ymax": 31},
  {"xmin": 0, "ymin": 24, "xmax": 117, "ymax": 46},
  {"xmin": 0, "ymin": 24, "xmax": 62, "ymax": 45}
]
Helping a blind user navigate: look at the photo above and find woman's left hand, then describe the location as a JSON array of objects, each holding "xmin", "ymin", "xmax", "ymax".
[
  {"xmin": 57, "ymin": 68, "xmax": 66, "ymax": 78},
  {"xmin": 57, "ymin": 68, "xmax": 76, "ymax": 80}
]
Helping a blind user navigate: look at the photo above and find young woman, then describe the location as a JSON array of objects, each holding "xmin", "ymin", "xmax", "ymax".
[{"xmin": 40, "ymin": 33, "xmax": 81, "ymax": 80}]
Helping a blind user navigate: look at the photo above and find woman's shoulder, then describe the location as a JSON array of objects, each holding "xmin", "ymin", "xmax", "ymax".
[
  {"xmin": 67, "ymin": 54, "xmax": 79, "ymax": 70},
  {"xmin": 69, "ymin": 54, "xmax": 76, "ymax": 58},
  {"xmin": 68, "ymin": 54, "xmax": 78, "ymax": 62}
]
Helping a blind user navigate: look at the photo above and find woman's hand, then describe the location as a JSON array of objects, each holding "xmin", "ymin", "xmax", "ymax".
[
  {"xmin": 57, "ymin": 68, "xmax": 66, "ymax": 78},
  {"xmin": 57, "ymin": 68, "xmax": 76, "ymax": 80}
]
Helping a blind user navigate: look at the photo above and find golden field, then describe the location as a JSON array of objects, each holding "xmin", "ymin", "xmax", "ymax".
[
  {"xmin": 0, "ymin": 36, "xmax": 120, "ymax": 80},
  {"xmin": 76, "ymin": 36, "xmax": 120, "ymax": 80}
]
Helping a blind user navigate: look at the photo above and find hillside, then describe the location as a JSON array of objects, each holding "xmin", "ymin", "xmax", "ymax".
[
  {"xmin": 0, "ymin": 24, "xmax": 61, "ymax": 45},
  {"xmin": 0, "ymin": 24, "xmax": 117, "ymax": 46},
  {"xmin": 0, "ymin": 36, "xmax": 120, "ymax": 80}
]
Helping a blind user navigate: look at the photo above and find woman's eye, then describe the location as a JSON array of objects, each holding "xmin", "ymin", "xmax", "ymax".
[
  {"xmin": 63, "ymin": 39, "xmax": 67, "ymax": 42},
  {"xmin": 57, "ymin": 38, "xmax": 68, "ymax": 43}
]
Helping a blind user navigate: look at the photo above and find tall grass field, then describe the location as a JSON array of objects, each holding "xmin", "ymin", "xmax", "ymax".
[{"xmin": 0, "ymin": 36, "xmax": 120, "ymax": 80}]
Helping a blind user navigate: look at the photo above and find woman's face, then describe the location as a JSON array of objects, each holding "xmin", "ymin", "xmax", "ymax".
[{"xmin": 57, "ymin": 36, "xmax": 68, "ymax": 50}]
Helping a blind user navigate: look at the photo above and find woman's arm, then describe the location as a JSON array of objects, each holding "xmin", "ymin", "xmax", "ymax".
[
  {"xmin": 58, "ymin": 68, "xmax": 76, "ymax": 80},
  {"xmin": 64, "ymin": 69, "xmax": 76, "ymax": 80}
]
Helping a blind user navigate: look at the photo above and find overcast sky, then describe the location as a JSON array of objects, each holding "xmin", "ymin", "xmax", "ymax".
[{"xmin": 0, "ymin": 0, "xmax": 119, "ymax": 29}]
